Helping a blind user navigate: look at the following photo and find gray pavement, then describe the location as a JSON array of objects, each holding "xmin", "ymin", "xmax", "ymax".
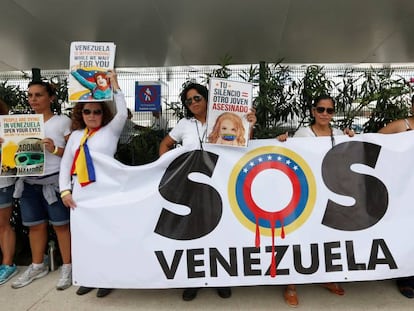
[{"xmin": 0, "ymin": 267, "xmax": 412, "ymax": 310}]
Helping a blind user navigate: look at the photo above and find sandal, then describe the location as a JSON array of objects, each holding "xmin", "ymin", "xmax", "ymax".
[
  {"xmin": 321, "ymin": 283, "xmax": 345, "ymax": 296},
  {"xmin": 284, "ymin": 286, "xmax": 298, "ymax": 307},
  {"xmin": 398, "ymin": 286, "xmax": 414, "ymax": 298}
]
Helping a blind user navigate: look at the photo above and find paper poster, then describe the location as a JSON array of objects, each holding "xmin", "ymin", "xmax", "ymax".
[
  {"xmin": 0, "ymin": 114, "xmax": 45, "ymax": 176},
  {"xmin": 206, "ymin": 78, "xmax": 253, "ymax": 147},
  {"xmin": 68, "ymin": 41, "xmax": 116, "ymax": 102}
]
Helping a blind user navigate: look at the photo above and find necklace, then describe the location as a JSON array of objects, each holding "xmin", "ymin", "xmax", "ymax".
[
  {"xmin": 310, "ymin": 125, "xmax": 335, "ymax": 148},
  {"xmin": 195, "ymin": 120, "xmax": 206, "ymax": 150}
]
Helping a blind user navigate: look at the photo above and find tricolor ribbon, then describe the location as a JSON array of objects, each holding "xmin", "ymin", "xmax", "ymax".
[{"xmin": 71, "ymin": 127, "xmax": 100, "ymax": 187}]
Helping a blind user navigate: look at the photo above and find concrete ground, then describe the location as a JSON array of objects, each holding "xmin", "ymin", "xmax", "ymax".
[{"xmin": 0, "ymin": 267, "xmax": 412, "ymax": 311}]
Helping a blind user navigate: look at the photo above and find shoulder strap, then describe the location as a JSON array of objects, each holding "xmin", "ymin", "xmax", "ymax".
[{"xmin": 404, "ymin": 119, "xmax": 412, "ymax": 130}]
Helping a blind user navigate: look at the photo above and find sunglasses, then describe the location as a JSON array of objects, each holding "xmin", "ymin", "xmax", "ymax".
[
  {"xmin": 184, "ymin": 95, "xmax": 203, "ymax": 106},
  {"xmin": 82, "ymin": 109, "xmax": 103, "ymax": 116},
  {"xmin": 315, "ymin": 107, "xmax": 335, "ymax": 114}
]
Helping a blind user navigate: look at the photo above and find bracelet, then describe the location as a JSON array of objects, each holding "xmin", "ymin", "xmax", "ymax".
[
  {"xmin": 52, "ymin": 146, "xmax": 59, "ymax": 155},
  {"xmin": 60, "ymin": 190, "xmax": 71, "ymax": 198}
]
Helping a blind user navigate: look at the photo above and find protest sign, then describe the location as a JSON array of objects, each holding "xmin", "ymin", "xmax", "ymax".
[
  {"xmin": 68, "ymin": 41, "xmax": 116, "ymax": 102},
  {"xmin": 0, "ymin": 114, "xmax": 44, "ymax": 176},
  {"xmin": 206, "ymin": 78, "xmax": 253, "ymax": 147}
]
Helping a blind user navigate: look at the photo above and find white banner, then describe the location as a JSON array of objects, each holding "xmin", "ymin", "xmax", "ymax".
[{"xmin": 71, "ymin": 132, "xmax": 414, "ymax": 288}]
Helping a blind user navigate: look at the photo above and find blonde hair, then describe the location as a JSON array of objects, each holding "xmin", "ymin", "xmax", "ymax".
[{"xmin": 208, "ymin": 112, "xmax": 246, "ymax": 145}]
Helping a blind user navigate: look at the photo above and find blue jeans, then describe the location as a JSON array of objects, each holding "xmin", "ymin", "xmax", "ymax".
[
  {"xmin": 0, "ymin": 185, "xmax": 14, "ymax": 209},
  {"xmin": 19, "ymin": 183, "xmax": 70, "ymax": 226}
]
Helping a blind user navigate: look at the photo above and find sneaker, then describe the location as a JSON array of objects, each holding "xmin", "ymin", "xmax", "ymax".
[
  {"xmin": 56, "ymin": 264, "xmax": 72, "ymax": 290},
  {"xmin": 0, "ymin": 264, "xmax": 18, "ymax": 285},
  {"xmin": 11, "ymin": 264, "xmax": 49, "ymax": 289}
]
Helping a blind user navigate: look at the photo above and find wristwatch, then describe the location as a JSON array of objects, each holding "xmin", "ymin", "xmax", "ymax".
[{"xmin": 113, "ymin": 88, "xmax": 121, "ymax": 94}]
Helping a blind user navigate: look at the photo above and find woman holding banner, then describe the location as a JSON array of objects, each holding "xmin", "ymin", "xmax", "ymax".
[
  {"xmin": 159, "ymin": 82, "xmax": 257, "ymax": 301},
  {"xmin": 159, "ymin": 83, "xmax": 209, "ymax": 155},
  {"xmin": 378, "ymin": 95, "xmax": 414, "ymax": 298},
  {"xmin": 59, "ymin": 69, "xmax": 127, "ymax": 298},
  {"xmin": 277, "ymin": 94, "xmax": 354, "ymax": 307}
]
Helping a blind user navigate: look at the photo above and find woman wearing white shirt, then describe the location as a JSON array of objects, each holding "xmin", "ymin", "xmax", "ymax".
[
  {"xmin": 277, "ymin": 95, "xmax": 354, "ymax": 307},
  {"xmin": 159, "ymin": 82, "xmax": 256, "ymax": 301},
  {"xmin": 59, "ymin": 70, "xmax": 127, "ymax": 298}
]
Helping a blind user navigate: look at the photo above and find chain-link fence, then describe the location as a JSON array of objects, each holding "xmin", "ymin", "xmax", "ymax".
[{"xmin": 1, "ymin": 63, "xmax": 413, "ymax": 132}]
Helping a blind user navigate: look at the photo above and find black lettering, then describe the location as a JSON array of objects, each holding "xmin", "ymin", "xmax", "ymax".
[
  {"xmin": 187, "ymin": 248, "xmax": 205, "ymax": 278},
  {"xmin": 293, "ymin": 244, "xmax": 319, "ymax": 274},
  {"xmin": 209, "ymin": 248, "xmax": 237, "ymax": 277},
  {"xmin": 243, "ymin": 247, "xmax": 261, "ymax": 276},
  {"xmin": 154, "ymin": 250, "xmax": 183, "ymax": 279},
  {"xmin": 322, "ymin": 141, "xmax": 388, "ymax": 231},
  {"xmin": 368, "ymin": 239, "xmax": 397, "ymax": 270},
  {"xmin": 265, "ymin": 245, "xmax": 289, "ymax": 276},
  {"xmin": 346, "ymin": 240, "xmax": 366, "ymax": 270},
  {"xmin": 324, "ymin": 241, "xmax": 343, "ymax": 272},
  {"xmin": 155, "ymin": 150, "xmax": 222, "ymax": 240}
]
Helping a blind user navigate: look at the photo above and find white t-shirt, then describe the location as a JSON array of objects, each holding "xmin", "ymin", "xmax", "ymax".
[
  {"xmin": 168, "ymin": 118, "xmax": 206, "ymax": 150},
  {"xmin": 44, "ymin": 114, "xmax": 72, "ymax": 175},
  {"xmin": 294, "ymin": 126, "xmax": 343, "ymax": 137}
]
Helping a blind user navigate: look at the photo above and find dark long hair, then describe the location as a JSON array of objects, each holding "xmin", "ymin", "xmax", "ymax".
[
  {"xmin": 27, "ymin": 81, "xmax": 62, "ymax": 114},
  {"xmin": 28, "ymin": 81, "xmax": 56, "ymax": 97},
  {"xmin": 179, "ymin": 83, "xmax": 208, "ymax": 118},
  {"xmin": 310, "ymin": 94, "xmax": 335, "ymax": 125},
  {"xmin": 311, "ymin": 94, "xmax": 336, "ymax": 147}
]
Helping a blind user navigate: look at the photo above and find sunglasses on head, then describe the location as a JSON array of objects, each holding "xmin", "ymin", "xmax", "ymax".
[
  {"xmin": 184, "ymin": 95, "xmax": 203, "ymax": 106},
  {"xmin": 315, "ymin": 107, "xmax": 335, "ymax": 114},
  {"xmin": 82, "ymin": 109, "xmax": 103, "ymax": 116}
]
